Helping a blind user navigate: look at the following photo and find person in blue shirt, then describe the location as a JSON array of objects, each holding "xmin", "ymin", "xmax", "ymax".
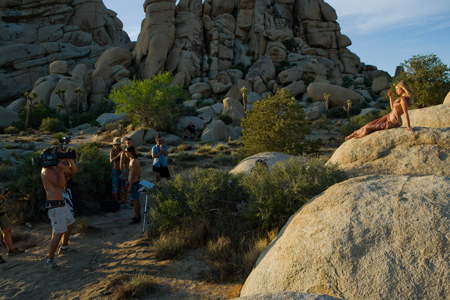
[{"xmin": 152, "ymin": 136, "xmax": 171, "ymax": 184}]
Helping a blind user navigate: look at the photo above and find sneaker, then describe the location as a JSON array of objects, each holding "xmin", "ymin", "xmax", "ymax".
[
  {"xmin": 122, "ymin": 203, "xmax": 131, "ymax": 209},
  {"xmin": 0, "ymin": 255, "xmax": 5, "ymax": 264},
  {"xmin": 7, "ymin": 247, "xmax": 25, "ymax": 256},
  {"xmin": 129, "ymin": 217, "xmax": 141, "ymax": 225},
  {"xmin": 58, "ymin": 246, "xmax": 78, "ymax": 254},
  {"xmin": 44, "ymin": 259, "xmax": 59, "ymax": 270}
]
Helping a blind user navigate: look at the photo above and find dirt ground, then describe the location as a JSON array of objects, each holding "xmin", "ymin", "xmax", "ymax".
[{"xmin": 0, "ymin": 196, "xmax": 241, "ymax": 300}]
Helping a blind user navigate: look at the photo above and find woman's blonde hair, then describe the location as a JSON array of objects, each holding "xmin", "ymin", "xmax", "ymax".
[{"xmin": 396, "ymin": 80, "xmax": 413, "ymax": 98}]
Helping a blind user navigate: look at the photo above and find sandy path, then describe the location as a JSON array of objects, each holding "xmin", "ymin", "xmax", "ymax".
[{"xmin": 0, "ymin": 195, "xmax": 239, "ymax": 300}]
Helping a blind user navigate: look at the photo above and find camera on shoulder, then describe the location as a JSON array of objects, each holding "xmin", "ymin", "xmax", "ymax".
[{"xmin": 32, "ymin": 138, "xmax": 76, "ymax": 167}]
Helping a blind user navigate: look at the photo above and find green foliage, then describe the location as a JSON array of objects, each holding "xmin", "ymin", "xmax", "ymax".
[
  {"xmin": 395, "ymin": 54, "xmax": 450, "ymax": 107},
  {"xmin": 39, "ymin": 117, "xmax": 66, "ymax": 133},
  {"xmin": 218, "ymin": 115, "xmax": 233, "ymax": 125},
  {"xmin": 339, "ymin": 108, "xmax": 390, "ymax": 137},
  {"xmin": 109, "ymin": 73, "xmax": 188, "ymax": 131},
  {"xmin": 73, "ymin": 143, "xmax": 111, "ymax": 213},
  {"xmin": 240, "ymin": 158, "xmax": 347, "ymax": 229},
  {"xmin": 16, "ymin": 101, "xmax": 57, "ymax": 130},
  {"xmin": 327, "ymin": 103, "xmax": 362, "ymax": 119},
  {"xmin": 4, "ymin": 126, "xmax": 19, "ymax": 134},
  {"xmin": 301, "ymin": 75, "xmax": 315, "ymax": 86},
  {"xmin": 241, "ymin": 89, "xmax": 312, "ymax": 155}
]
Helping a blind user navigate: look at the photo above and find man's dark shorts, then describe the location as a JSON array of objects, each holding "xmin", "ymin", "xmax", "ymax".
[{"xmin": 153, "ymin": 165, "xmax": 171, "ymax": 179}]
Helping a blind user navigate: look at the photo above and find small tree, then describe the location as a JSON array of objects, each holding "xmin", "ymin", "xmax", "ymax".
[
  {"xmin": 241, "ymin": 89, "xmax": 311, "ymax": 155},
  {"xmin": 395, "ymin": 54, "xmax": 450, "ymax": 107},
  {"xmin": 109, "ymin": 72, "xmax": 187, "ymax": 131}
]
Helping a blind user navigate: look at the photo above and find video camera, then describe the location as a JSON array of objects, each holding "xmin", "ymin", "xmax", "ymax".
[{"xmin": 32, "ymin": 136, "xmax": 76, "ymax": 167}]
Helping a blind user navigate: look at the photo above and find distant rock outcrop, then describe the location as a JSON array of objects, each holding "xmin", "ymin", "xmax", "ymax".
[
  {"xmin": 327, "ymin": 127, "xmax": 450, "ymax": 177},
  {"xmin": 0, "ymin": 0, "xmax": 130, "ymax": 104},
  {"xmin": 229, "ymin": 152, "xmax": 295, "ymax": 174},
  {"xmin": 240, "ymin": 175, "xmax": 450, "ymax": 300}
]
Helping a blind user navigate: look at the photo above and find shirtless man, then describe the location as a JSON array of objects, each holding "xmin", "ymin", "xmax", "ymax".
[
  {"xmin": 119, "ymin": 138, "xmax": 133, "ymax": 209},
  {"xmin": 40, "ymin": 148, "xmax": 77, "ymax": 269},
  {"xmin": 125, "ymin": 146, "xmax": 141, "ymax": 224}
]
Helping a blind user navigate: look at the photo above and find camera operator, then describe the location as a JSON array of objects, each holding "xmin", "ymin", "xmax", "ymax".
[
  {"xmin": 40, "ymin": 147, "xmax": 77, "ymax": 270},
  {"xmin": 0, "ymin": 189, "xmax": 25, "ymax": 264}
]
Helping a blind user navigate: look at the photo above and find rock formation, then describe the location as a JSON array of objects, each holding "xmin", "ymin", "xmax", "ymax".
[
  {"xmin": 327, "ymin": 127, "xmax": 450, "ymax": 177},
  {"xmin": 229, "ymin": 152, "xmax": 295, "ymax": 174},
  {"xmin": 0, "ymin": 0, "xmax": 130, "ymax": 104},
  {"xmin": 240, "ymin": 175, "xmax": 450, "ymax": 300},
  {"xmin": 235, "ymin": 292, "xmax": 342, "ymax": 300}
]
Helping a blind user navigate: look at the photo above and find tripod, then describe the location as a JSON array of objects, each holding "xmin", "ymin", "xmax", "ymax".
[{"xmin": 138, "ymin": 179, "xmax": 155, "ymax": 234}]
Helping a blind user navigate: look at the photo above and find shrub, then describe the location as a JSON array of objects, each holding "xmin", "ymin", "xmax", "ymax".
[
  {"xmin": 153, "ymin": 232, "xmax": 186, "ymax": 260},
  {"xmin": 4, "ymin": 126, "xmax": 19, "ymax": 134},
  {"xmin": 176, "ymin": 143, "xmax": 192, "ymax": 152},
  {"xmin": 196, "ymin": 144, "xmax": 213, "ymax": 154},
  {"xmin": 109, "ymin": 73, "xmax": 188, "ymax": 131},
  {"xmin": 240, "ymin": 158, "xmax": 347, "ymax": 229},
  {"xmin": 219, "ymin": 115, "xmax": 233, "ymax": 125},
  {"xmin": 16, "ymin": 101, "xmax": 57, "ymax": 130},
  {"xmin": 108, "ymin": 273, "xmax": 155, "ymax": 300},
  {"xmin": 394, "ymin": 54, "xmax": 450, "ymax": 107},
  {"xmin": 72, "ymin": 143, "xmax": 111, "ymax": 214},
  {"xmin": 40, "ymin": 117, "xmax": 65, "ymax": 133},
  {"xmin": 241, "ymin": 89, "xmax": 313, "ymax": 155},
  {"xmin": 173, "ymin": 152, "xmax": 198, "ymax": 161}
]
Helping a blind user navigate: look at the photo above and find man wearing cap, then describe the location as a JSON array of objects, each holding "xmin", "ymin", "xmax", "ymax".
[{"xmin": 110, "ymin": 137, "xmax": 123, "ymax": 203}]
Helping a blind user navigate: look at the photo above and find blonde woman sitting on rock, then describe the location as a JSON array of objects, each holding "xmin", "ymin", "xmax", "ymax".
[{"xmin": 345, "ymin": 80, "xmax": 414, "ymax": 140}]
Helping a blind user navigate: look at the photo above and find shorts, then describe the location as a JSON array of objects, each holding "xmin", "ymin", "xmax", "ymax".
[
  {"xmin": 130, "ymin": 181, "xmax": 140, "ymax": 201},
  {"xmin": 153, "ymin": 165, "xmax": 171, "ymax": 179},
  {"xmin": 111, "ymin": 169, "xmax": 123, "ymax": 193},
  {"xmin": 0, "ymin": 212, "xmax": 10, "ymax": 230},
  {"xmin": 48, "ymin": 205, "xmax": 75, "ymax": 234}
]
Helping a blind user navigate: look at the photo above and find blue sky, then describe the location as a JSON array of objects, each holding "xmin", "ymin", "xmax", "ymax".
[{"xmin": 103, "ymin": 0, "xmax": 450, "ymax": 76}]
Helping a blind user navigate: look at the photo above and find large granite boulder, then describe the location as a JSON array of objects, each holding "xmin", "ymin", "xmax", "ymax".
[
  {"xmin": 222, "ymin": 97, "xmax": 245, "ymax": 121},
  {"xmin": 229, "ymin": 152, "xmax": 295, "ymax": 174},
  {"xmin": 327, "ymin": 127, "xmax": 450, "ymax": 177},
  {"xmin": 0, "ymin": 106, "xmax": 20, "ymax": 128},
  {"xmin": 241, "ymin": 175, "xmax": 450, "ymax": 300},
  {"xmin": 0, "ymin": 0, "xmax": 130, "ymax": 103},
  {"xmin": 401, "ymin": 103, "xmax": 450, "ymax": 128},
  {"xmin": 444, "ymin": 91, "xmax": 450, "ymax": 104},
  {"xmin": 306, "ymin": 83, "xmax": 362, "ymax": 107},
  {"xmin": 200, "ymin": 119, "xmax": 227, "ymax": 143},
  {"xmin": 236, "ymin": 292, "xmax": 342, "ymax": 300}
]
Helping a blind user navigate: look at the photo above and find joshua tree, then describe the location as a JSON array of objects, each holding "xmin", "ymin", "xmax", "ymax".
[
  {"xmin": 55, "ymin": 89, "xmax": 69, "ymax": 114},
  {"xmin": 74, "ymin": 87, "xmax": 84, "ymax": 126},
  {"xmin": 240, "ymin": 86, "xmax": 248, "ymax": 111},
  {"xmin": 343, "ymin": 100, "xmax": 352, "ymax": 120},
  {"xmin": 323, "ymin": 93, "xmax": 331, "ymax": 116},
  {"xmin": 24, "ymin": 91, "xmax": 37, "ymax": 130}
]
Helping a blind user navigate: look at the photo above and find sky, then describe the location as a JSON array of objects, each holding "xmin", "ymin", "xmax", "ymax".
[{"xmin": 103, "ymin": 0, "xmax": 450, "ymax": 76}]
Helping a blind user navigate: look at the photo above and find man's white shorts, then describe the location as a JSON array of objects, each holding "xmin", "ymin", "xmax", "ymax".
[{"xmin": 48, "ymin": 205, "xmax": 75, "ymax": 234}]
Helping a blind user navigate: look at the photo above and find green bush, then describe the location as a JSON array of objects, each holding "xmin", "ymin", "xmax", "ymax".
[
  {"xmin": 241, "ymin": 89, "xmax": 313, "ymax": 155},
  {"xmin": 394, "ymin": 54, "xmax": 450, "ymax": 107},
  {"xmin": 72, "ymin": 143, "xmax": 112, "ymax": 214},
  {"xmin": 4, "ymin": 126, "xmax": 19, "ymax": 134},
  {"xmin": 109, "ymin": 73, "xmax": 188, "ymax": 131},
  {"xmin": 15, "ymin": 101, "xmax": 56, "ymax": 130},
  {"xmin": 219, "ymin": 115, "xmax": 233, "ymax": 125},
  {"xmin": 40, "ymin": 117, "xmax": 65, "ymax": 133},
  {"xmin": 240, "ymin": 158, "xmax": 347, "ymax": 229},
  {"xmin": 327, "ymin": 103, "xmax": 362, "ymax": 119}
]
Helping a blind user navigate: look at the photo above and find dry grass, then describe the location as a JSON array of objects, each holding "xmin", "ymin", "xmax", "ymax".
[
  {"xmin": 75, "ymin": 217, "xmax": 90, "ymax": 235},
  {"xmin": 153, "ymin": 232, "xmax": 186, "ymax": 260},
  {"xmin": 243, "ymin": 237, "xmax": 269, "ymax": 275},
  {"xmin": 107, "ymin": 273, "xmax": 156, "ymax": 300},
  {"xmin": 195, "ymin": 144, "xmax": 213, "ymax": 154}
]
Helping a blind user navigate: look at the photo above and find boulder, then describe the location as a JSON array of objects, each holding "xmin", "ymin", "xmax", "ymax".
[
  {"xmin": 229, "ymin": 152, "xmax": 295, "ymax": 175},
  {"xmin": 371, "ymin": 76, "xmax": 390, "ymax": 94},
  {"xmin": 200, "ymin": 120, "xmax": 227, "ymax": 143},
  {"xmin": 49, "ymin": 60, "xmax": 68, "ymax": 75},
  {"xmin": 241, "ymin": 175, "xmax": 450, "ymax": 300},
  {"xmin": 96, "ymin": 113, "xmax": 126, "ymax": 127},
  {"xmin": 303, "ymin": 102, "xmax": 326, "ymax": 121},
  {"xmin": 6, "ymin": 98, "xmax": 27, "ymax": 113},
  {"xmin": 225, "ymin": 79, "xmax": 252, "ymax": 102},
  {"xmin": 327, "ymin": 127, "xmax": 450, "ymax": 177},
  {"xmin": 401, "ymin": 103, "xmax": 450, "ymax": 128},
  {"xmin": 189, "ymin": 82, "xmax": 211, "ymax": 97},
  {"xmin": 177, "ymin": 116, "xmax": 204, "ymax": 132},
  {"xmin": 278, "ymin": 66, "xmax": 303, "ymax": 85},
  {"xmin": 123, "ymin": 128, "xmax": 146, "ymax": 147},
  {"xmin": 196, "ymin": 106, "xmax": 216, "ymax": 123},
  {"xmin": 245, "ymin": 55, "xmax": 276, "ymax": 84},
  {"xmin": 92, "ymin": 47, "xmax": 133, "ymax": 88},
  {"xmin": 284, "ymin": 81, "xmax": 306, "ymax": 98},
  {"xmin": 222, "ymin": 97, "xmax": 245, "ymax": 121},
  {"xmin": 0, "ymin": 106, "xmax": 19, "ymax": 128},
  {"xmin": 306, "ymin": 83, "xmax": 361, "ymax": 107},
  {"xmin": 144, "ymin": 128, "xmax": 159, "ymax": 144},
  {"xmin": 161, "ymin": 134, "xmax": 182, "ymax": 145},
  {"xmin": 235, "ymin": 292, "xmax": 342, "ymax": 300},
  {"xmin": 444, "ymin": 91, "xmax": 450, "ymax": 104}
]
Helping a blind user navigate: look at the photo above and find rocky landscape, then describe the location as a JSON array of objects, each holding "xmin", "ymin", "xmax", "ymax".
[{"xmin": 1, "ymin": 0, "xmax": 450, "ymax": 299}]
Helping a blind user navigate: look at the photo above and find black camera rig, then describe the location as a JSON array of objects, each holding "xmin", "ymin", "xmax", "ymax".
[{"xmin": 32, "ymin": 136, "xmax": 76, "ymax": 167}]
